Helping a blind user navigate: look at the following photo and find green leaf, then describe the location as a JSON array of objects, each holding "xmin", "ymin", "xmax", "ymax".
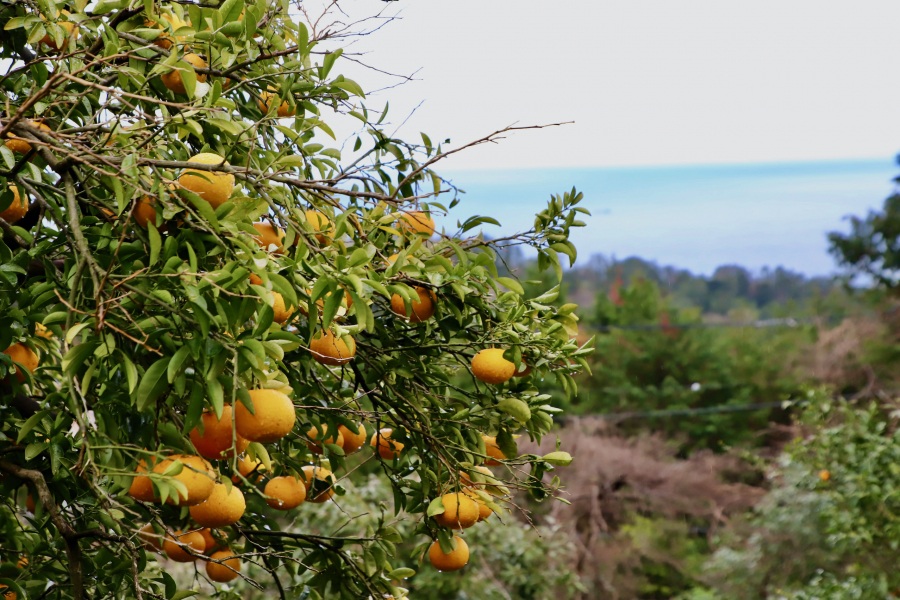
[
  {"xmin": 147, "ymin": 221, "xmax": 161, "ymax": 266},
  {"xmin": 496, "ymin": 276, "xmax": 524, "ymax": 295},
  {"xmin": 543, "ymin": 451, "xmax": 573, "ymax": 467},
  {"xmin": 137, "ymin": 357, "xmax": 172, "ymax": 412},
  {"xmin": 62, "ymin": 341, "xmax": 98, "ymax": 377},
  {"xmin": 386, "ymin": 568, "xmax": 415, "ymax": 580},
  {"xmin": 320, "ymin": 48, "xmax": 343, "ymax": 79},
  {"xmin": 17, "ymin": 410, "xmax": 49, "ymax": 444},
  {"xmin": 167, "ymin": 346, "xmax": 192, "ymax": 383},
  {"xmin": 426, "ymin": 496, "xmax": 446, "ymax": 517}
]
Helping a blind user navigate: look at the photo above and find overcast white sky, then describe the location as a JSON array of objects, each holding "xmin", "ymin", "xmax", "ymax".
[{"xmin": 326, "ymin": 1, "xmax": 900, "ymax": 170}]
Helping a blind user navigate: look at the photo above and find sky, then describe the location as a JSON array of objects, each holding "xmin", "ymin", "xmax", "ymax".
[{"xmin": 325, "ymin": 1, "xmax": 900, "ymax": 170}]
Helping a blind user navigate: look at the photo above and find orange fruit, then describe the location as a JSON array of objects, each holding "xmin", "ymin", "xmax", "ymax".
[
  {"xmin": 206, "ymin": 549, "xmax": 241, "ymax": 582},
  {"xmin": 132, "ymin": 196, "xmax": 158, "ymax": 228},
  {"xmin": 264, "ymin": 475, "xmax": 306, "ymax": 510},
  {"xmin": 189, "ymin": 483, "xmax": 246, "ymax": 527},
  {"xmin": 309, "ymin": 330, "xmax": 356, "ymax": 366},
  {"xmin": 190, "ymin": 405, "xmax": 250, "ymax": 460},
  {"xmin": 24, "ymin": 493, "xmax": 35, "ymax": 514},
  {"xmin": 482, "ymin": 435, "xmax": 506, "ymax": 466},
  {"xmin": 40, "ymin": 17, "xmax": 79, "ymax": 50},
  {"xmin": 306, "ymin": 424, "xmax": 344, "ymax": 455},
  {"xmin": 304, "ymin": 210, "xmax": 332, "ymax": 245},
  {"xmin": 3, "ymin": 121, "xmax": 51, "ymax": 156},
  {"xmin": 147, "ymin": 12, "xmax": 189, "ymax": 50},
  {"xmin": 432, "ymin": 493, "xmax": 479, "ymax": 529},
  {"xmin": 0, "ymin": 586, "xmax": 15, "ymax": 600},
  {"xmin": 471, "ymin": 349, "xmax": 515, "ymax": 385},
  {"xmin": 128, "ymin": 459, "xmax": 157, "ymax": 502},
  {"xmin": 819, "ymin": 469, "xmax": 831, "ymax": 482},
  {"xmin": 300, "ymin": 465, "xmax": 336, "ymax": 503},
  {"xmin": 1, "ymin": 185, "xmax": 28, "ymax": 224},
  {"xmin": 233, "ymin": 454, "xmax": 267, "ymax": 483},
  {"xmin": 152, "ymin": 454, "xmax": 216, "ymax": 506},
  {"xmin": 178, "ymin": 152, "xmax": 234, "ymax": 208},
  {"xmin": 370, "ymin": 428, "xmax": 403, "ymax": 460},
  {"xmin": 464, "ymin": 489, "xmax": 493, "ymax": 522},
  {"xmin": 163, "ymin": 529, "xmax": 205, "ymax": 562},
  {"xmin": 198, "ymin": 528, "xmax": 225, "ymax": 554},
  {"xmin": 137, "ymin": 523, "xmax": 162, "ymax": 551},
  {"xmin": 338, "ymin": 423, "xmax": 367, "ymax": 454},
  {"xmin": 251, "ymin": 221, "xmax": 285, "ymax": 254},
  {"xmin": 390, "ymin": 287, "xmax": 436, "ymax": 323},
  {"xmin": 460, "ymin": 465, "xmax": 494, "ymax": 487},
  {"xmin": 272, "ymin": 292, "xmax": 294, "ymax": 324},
  {"xmin": 258, "ymin": 91, "xmax": 295, "ymax": 118},
  {"xmin": 3, "ymin": 343, "xmax": 38, "ymax": 383},
  {"xmin": 161, "ymin": 52, "xmax": 207, "ymax": 95},
  {"xmin": 397, "ymin": 210, "xmax": 435, "ymax": 237},
  {"xmin": 234, "ymin": 389, "xmax": 296, "ymax": 443},
  {"xmin": 428, "ymin": 536, "xmax": 469, "ymax": 571}
]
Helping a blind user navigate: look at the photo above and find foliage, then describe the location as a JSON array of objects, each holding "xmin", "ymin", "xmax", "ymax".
[
  {"xmin": 575, "ymin": 277, "xmax": 808, "ymax": 451},
  {"xmin": 0, "ymin": 2, "xmax": 590, "ymax": 599}
]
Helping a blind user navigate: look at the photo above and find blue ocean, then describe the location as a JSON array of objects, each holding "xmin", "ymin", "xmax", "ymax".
[{"xmin": 436, "ymin": 158, "xmax": 898, "ymax": 276}]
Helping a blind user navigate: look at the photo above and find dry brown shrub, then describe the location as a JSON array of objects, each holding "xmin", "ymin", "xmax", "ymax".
[
  {"xmin": 806, "ymin": 316, "xmax": 884, "ymax": 393},
  {"xmin": 516, "ymin": 417, "xmax": 765, "ymax": 599}
]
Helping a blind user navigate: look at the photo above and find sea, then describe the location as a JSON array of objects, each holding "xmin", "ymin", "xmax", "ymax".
[{"xmin": 436, "ymin": 158, "xmax": 899, "ymax": 276}]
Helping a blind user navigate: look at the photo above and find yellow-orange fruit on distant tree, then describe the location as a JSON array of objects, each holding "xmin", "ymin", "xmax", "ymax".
[
  {"xmin": 397, "ymin": 210, "xmax": 435, "ymax": 237},
  {"xmin": 132, "ymin": 196, "xmax": 158, "ymax": 228},
  {"xmin": 338, "ymin": 423, "xmax": 367, "ymax": 454},
  {"xmin": 189, "ymin": 483, "xmax": 246, "ymax": 528},
  {"xmin": 128, "ymin": 459, "xmax": 157, "ymax": 502},
  {"xmin": 1, "ymin": 185, "xmax": 28, "ymax": 224},
  {"xmin": 161, "ymin": 52, "xmax": 207, "ymax": 95},
  {"xmin": 304, "ymin": 210, "xmax": 333, "ymax": 245},
  {"xmin": 40, "ymin": 15, "xmax": 79, "ymax": 51},
  {"xmin": 428, "ymin": 536, "xmax": 469, "ymax": 572},
  {"xmin": 264, "ymin": 475, "xmax": 306, "ymax": 510},
  {"xmin": 234, "ymin": 389, "xmax": 296, "ymax": 443},
  {"xmin": 162, "ymin": 529, "xmax": 205, "ymax": 562},
  {"xmin": 471, "ymin": 348, "xmax": 516, "ymax": 385},
  {"xmin": 306, "ymin": 425, "xmax": 344, "ymax": 455},
  {"xmin": 309, "ymin": 330, "xmax": 356, "ymax": 366},
  {"xmin": 206, "ymin": 549, "xmax": 242, "ymax": 582},
  {"xmin": 272, "ymin": 292, "xmax": 294, "ymax": 324},
  {"xmin": 2, "ymin": 343, "xmax": 38, "ymax": 383},
  {"xmin": 300, "ymin": 465, "xmax": 336, "ymax": 503},
  {"xmin": 257, "ymin": 91, "xmax": 295, "ymax": 118},
  {"xmin": 151, "ymin": 454, "xmax": 216, "ymax": 506},
  {"xmin": 432, "ymin": 493, "xmax": 480, "ymax": 530},
  {"xmin": 370, "ymin": 428, "xmax": 403, "ymax": 460},
  {"xmin": 251, "ymin": 221, "xmax": 285, "ymax": 254},
  {"xmin": 147, "ymin": 12, "xmax": 189, "ymax": 50},
  {"xmin": 464, "ymin": 489, "xmax": 493, "ymax": 522},
  {"xmin": 178, "ymin": 152, "xmax": 234, "ymax": 208},
  {"xmin": 390, "ymin": 287, "xmax": 436, "ymax": 323},
  {"xmin": 189, "ymin": 405, "xmax": 249, "ymax": 460},
  {"xmin": 482, "ymin": 435, "xmax": 507, "ymax": 466}
]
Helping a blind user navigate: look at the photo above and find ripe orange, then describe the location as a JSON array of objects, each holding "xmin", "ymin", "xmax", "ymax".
[
  {"xmin": 161, "ymin": 52, "xmax": 207, "ymax": 95},
  {"xmin": 24, "ymin": 493, "xmax": 35, "ymax": 514},
  {"xmin": 482, "ymin": 435, "xmax": 506, "ymax": 466},
  {"xmin": 460, "ymin": 465, "xmax": 494, "ymax": 487},
  {"xmin": 304, "ymin": 210, "xmax": 332, "ymax": 245},
  {"xmin": 370, "ymin": 428, "xmax": 403, "ymax": 460},
  {"xmin": 272, "ymin": 292, "xmax": 294, "ymax": 324},
  {"xmin": 233, "ymin": 454, "xmax": 267, "ymax": 483},
  {"xmin": 128, "ymin": 459, "xmax": 157, "ymax": 502},
  {"xmin": 234, "ymin": 389, "xmax": 296, "ymax": 443},
  {"xmin": 147, "ymin": 12, "xmax": 189, "ymax": 50},
  {"xmin": 132, "ymin": 196, "xmax": 157, "ymax": 228},
  {"xmin": 257, "ymin": 91, "xmax": 295, "ymax": 118},
  {"xmin": 3, "ymin": 343, "xmax": 38, "ymax": 383},
  {"xmin": 198, "ymin": 528, "xmax": 225, "ymax": 554},
  {"xmin": 390, "ymin": 287, "xmax": 436, "ymax": 322},
  {"xmin": 464, "ymin": 489, "xmax": 493, "ymax": 522},
  {"xmin": 338, "ymin": 423, "xmax": 367, "ymax": 454},
  {"xmin": 251, "ymin": 221, "xmax": 285, "ymax": 254},
  {"xmin": 163, "ymin": 529, "xmax": 205, "ymax": 562},
  {"xmin": 152, "ymin": 454, "xmax": 216, "ymax": 506},
  {"xmin": 40, "ymin": 17, "xmax": 79, "ymax": 50},
  {"xmin": 433, "ymin": 493, "xmax": 479, "ymax": 529},
  {"xmin": 397, "ymin": 210, "xmax": 435, "ymax": 237},
  {"xmin": 306, "ymin": 424, "xmax": 344, "ymax": 454},
  {"xmin": 206, "ymin": 549, "xmax": 241, "ymax": 582},
  {"xmin": 189, "ymin": 405, "xmax": 249, "ymax": 460},
  {"xmin": 1, "ymin": 185, "xmax": 28, "ymax": 224},
  {"xmin": 137, "ymin": 523, "xmax": 162, "ymax": 551},
  {"xmin": 309, "ymin": 330, "xmax": 356, "ymax": 366},
  {"xmin": 0, "ymin": 586, "xmax": 15, "ymax": 600},
  {"xmin": 471, "ymin": 348, "xmax": 515, "ymax": 385},
  {"xmin": 189, "ymin": 483, "xmax": 246, "ymax": 527},
  {"xmin": 819, "ymin": 469, "xmax": 831, "ymax": 482},
  {"xmin": 428, "ymin": 536, "xmax": 469, "ymax": 571},
  {"xmin": 264, "ymin": 475, "xmax": 306, "ymax": 510},
  {"xmin": 300, "ymin": 465, "xmax": 336, "ymax": 503},
  {"xmin": 3, "ymin": 121, "xmax": 51, "ymax": 156},
  {"xmin": 178, "ymin": 152, "xmax": 234, "ymax": 209}
]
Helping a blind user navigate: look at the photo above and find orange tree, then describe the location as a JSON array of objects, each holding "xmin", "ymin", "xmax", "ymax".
[{"xmin": 0, "ymin": 1, "xmax": 590, "ymax": 599}]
